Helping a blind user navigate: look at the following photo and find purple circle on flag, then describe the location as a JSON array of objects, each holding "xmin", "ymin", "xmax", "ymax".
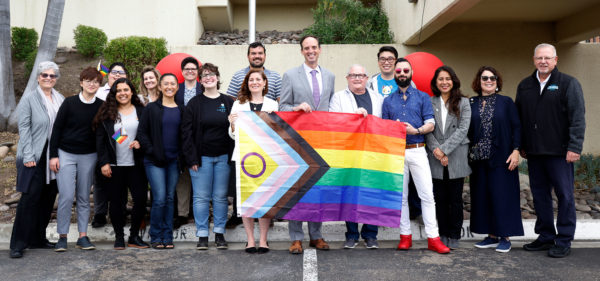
[{"xmin": 241, "ymin": 152, "xmax": 266, "ymax": 178}]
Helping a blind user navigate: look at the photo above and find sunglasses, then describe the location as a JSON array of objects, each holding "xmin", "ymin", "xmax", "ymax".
[
  {"xmin": 395, "ymin": 68, "xmax": 410, "ymax": 74},
  {"xmin": 481, "ymin": 75, "xmax": 497, "ymax": 82},
  {"xmin": 40, "ymin": 73, "xmax": 57, "ymax": 79}
]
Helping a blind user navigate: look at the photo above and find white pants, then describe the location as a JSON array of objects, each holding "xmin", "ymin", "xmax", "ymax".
[{"xmin": 400, "ymin": 147, "xmax": 439, "ymax": 238}]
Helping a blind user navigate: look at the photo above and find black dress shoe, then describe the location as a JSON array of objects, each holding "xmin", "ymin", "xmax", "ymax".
[
  {"xmin": 128, "ymin": 236, "xmax": 150, "ymax": 249},
  {"xmin": 29, "ymin": 240, "xmax": 56, "ymax": 249},
  {"xmin": 257, "ymin": 247, "xmax": 270, "ymax": 254},
  {"xmin": 91, "ymin": 215, "xmax": 107, "ymax": 228},
  {"xmin": 548, "ymin": 245, "xmax": 571, "ymax": 258},
  {"xmin": 523, "ymin": 239, "xmax": 554, "ymax": 251},
  {"xmin": 245, "ymin": 243, "xmax": 257, "ymax": 254},
  {"xmin": 10, "ymin": 249, "xmax": 23, "ymax": 258}
]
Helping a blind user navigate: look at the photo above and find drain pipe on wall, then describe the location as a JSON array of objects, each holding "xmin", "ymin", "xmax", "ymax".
[{"xmin": 249, "ymin": 0, "xmax": 256, "ymax": 43}]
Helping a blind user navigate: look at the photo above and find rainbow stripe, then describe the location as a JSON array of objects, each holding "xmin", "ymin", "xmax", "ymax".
[
  {"xmin": 112, "ymin": 128, "xmax": 127, "ymax": 144},
  {"xmin": 236, "ymin": 111, "xmax": 406, "ymax": 227},
  {"xmin": 97, "ymin": 61, "xmax": 109, "ymax": 77}
]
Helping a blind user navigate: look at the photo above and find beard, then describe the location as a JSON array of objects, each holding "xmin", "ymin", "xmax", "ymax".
[
  {"xmin": 250, "ymin": 60, "xmax": 264, "ymax": 68},
  {"xmin": 395, "ymin": 75, "xmax": 412, "ymax": 88}
]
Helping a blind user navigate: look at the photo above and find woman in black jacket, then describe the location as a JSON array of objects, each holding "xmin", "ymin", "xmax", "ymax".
[
  {"xmin": 137, "ymin": 73, "xmax": 184, "ymax": 249},
  {"xmin": 93, "ymin": 78, "xmax": 148, "ymax": 250},
  {"xmin": 181, "ymin": 63, "xmax": 234, "ymax": 250}
]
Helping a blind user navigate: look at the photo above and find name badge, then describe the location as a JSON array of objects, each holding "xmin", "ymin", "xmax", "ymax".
[{"xmin": 547, "ymin": 84, "xmax": 559, "ymax": 91}]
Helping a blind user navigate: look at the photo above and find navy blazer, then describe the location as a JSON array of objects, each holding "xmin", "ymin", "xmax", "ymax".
[
  {"xmin": 468, "ymin": 94, "xmax": 521, "ymax": 168},
  {"xmin": 175, "ymin": 81, "xmax": 204, "ymax": 107}
]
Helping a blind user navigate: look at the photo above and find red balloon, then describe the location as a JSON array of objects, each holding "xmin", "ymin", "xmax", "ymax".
[
  {"xmin": 156, "ymin": 53, "xmax": 202, "ymax": 84},
  {"xmin": 405, "ymin": 52, "xmax": 443, "ymax": 96}
]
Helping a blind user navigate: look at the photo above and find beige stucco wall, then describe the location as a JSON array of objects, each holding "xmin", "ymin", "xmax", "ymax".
[
  {"xmin": 232, "ymin": 3, "xmax": 314, "ymax": 32},
  {"xmin": 173, "ymin": 22, "xmax": 600, "ymax": 154},
  {"xmin": 10, "ymin": 0, "xmax": 202, "ymax": 47}
]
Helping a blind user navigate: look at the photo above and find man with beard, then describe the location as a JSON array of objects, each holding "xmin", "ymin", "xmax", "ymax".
[
  {"xmin": 224, "ymin": 42, "xmax": 283, "ymax": 229},
  {"xmin": 382, "ymin": 58, "xmax": 450, "ymax": 254},
  {"xmin": 226, "ymin": 42, "xmax": 282, "ymax": 100}
]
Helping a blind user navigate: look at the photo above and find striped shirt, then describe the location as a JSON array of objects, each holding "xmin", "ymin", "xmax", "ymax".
[{"xmin": 226, "ymin": 66, "xmax": 282, "ymax": 100}]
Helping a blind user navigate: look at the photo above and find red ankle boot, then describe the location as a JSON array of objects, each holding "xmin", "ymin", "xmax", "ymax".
[
  {"xmin": 397, "ymin": 235, "xmax": 412, "ymax": 250},
  {"xmin": 428, "ymin": 237, "xmax": 450, "ymax": 254}
]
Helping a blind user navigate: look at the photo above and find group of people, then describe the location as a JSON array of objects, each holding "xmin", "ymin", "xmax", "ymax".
[{"xmin": 9, "ymin": 37, "xmax": 585, "ymax": 260}]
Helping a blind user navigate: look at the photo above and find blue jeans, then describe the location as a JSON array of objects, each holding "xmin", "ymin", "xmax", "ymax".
[
  {"xmin": 145, "ymin": 160, "xmax": 179, "ymax": 243},
  {"xmin": 345, "ymin": 222, "xmax": 378, "ymax": 240},
  {"xmin": 190, "ymin": 154, "xmax": 230, "ymax": 237}
]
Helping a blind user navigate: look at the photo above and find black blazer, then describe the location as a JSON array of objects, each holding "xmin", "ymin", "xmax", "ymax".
[
  {"xmin": 468, "ymin": 94, "xmax": 521, "ymax": 168},
  {"xmin": 181, "ymin": 93, "xmax": 234, "ymax": 168},
  {"xmin": 175, "ymin": 81, "xmax": 204, "ymax": 107},
  {"xmin": 137, "ymin": 98, "xmax": 185, "ymax": 167},
  {"xmin": 96, "ymin": 105, "xmax": 145, "ymax": 167}
]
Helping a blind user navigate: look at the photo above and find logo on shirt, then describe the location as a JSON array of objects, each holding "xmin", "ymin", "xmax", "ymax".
[
  {"xmin": 381, "ymin": 85, "xmax": 394, "ymax": 97},
  {"xmin": 217, "ymin": 103, "xmax": 226, "ymax": 113},
  {"xmin": 547, "ymin": 84, "xmax": 559, "ymax": 91}
]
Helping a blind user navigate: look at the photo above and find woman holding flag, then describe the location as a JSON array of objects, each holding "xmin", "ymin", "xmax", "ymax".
[{"xmin": 93, "ymin": 78, "xmax": 149, "ymax": 250}]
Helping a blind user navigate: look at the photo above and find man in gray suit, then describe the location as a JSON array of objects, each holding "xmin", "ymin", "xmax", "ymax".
[{"xmin": 279, "ymin": 35, "xmax": 335, "ymax": 254}]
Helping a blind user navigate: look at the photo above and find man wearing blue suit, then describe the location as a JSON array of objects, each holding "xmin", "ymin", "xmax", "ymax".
[{"xmin": 280, "ymin": 35, "xmax": 335, "ymax": 254}]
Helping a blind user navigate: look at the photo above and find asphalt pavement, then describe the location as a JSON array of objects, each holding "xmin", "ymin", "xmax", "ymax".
[{"xmin": 1, "ymin": 241, "xmax": 599, "ymax": 281}]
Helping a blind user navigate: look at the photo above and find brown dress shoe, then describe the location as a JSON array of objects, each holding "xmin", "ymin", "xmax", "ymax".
[
  {"xmin": 309, "ymin": 238, "xmax": 330, "ymax": 250},
  {"xmin": 289, "ymin": 240, "xmax": 303, "ymax": 254}
]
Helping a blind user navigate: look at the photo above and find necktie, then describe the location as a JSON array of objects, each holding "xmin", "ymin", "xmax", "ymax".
[{"xmin": 311, "ymin": 69, "xmax": 320, "ymax": 108}]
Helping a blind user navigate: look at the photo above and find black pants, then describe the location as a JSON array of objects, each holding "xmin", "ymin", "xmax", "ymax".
[
  {"xmin": 104, "ymin": 165, "xmax": 148, "ymax": 238},
  {"xmin": 10, "ymin": 147, "xmax": 58, "ymax": 251},
  {"xmin": 432, "ymin": 167, "xmax": 464, "ymax": 239},
  {"xmin": 94, "ymin": 166, "xmax": 109, "ymax": 217}
]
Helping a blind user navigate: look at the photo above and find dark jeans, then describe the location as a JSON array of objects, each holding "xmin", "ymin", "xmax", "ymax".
[
  {"xmin": 10, "ymin": 147, "xmax": 58, "ymax": 251},
  {"xmin": 528, "ymin": 155, "xmax": 576, "ymax": 248},
  {"xmin": 146, "ymin": 160, "xmax": 179, "ymax": 243},
  {"xmin": 104, "ymin": 165, "xmax": 148, "ymax": 238},
  {"xmin": 94, "ymin": 166, "xmax": 109, "ymax": 217},
  {"xmin": 432, "ymin": 167, "xmax": 464, "ymax": 239},
  {"xmin": 345, "ymin": 222, "xmax": 378, "ymax": 240}
]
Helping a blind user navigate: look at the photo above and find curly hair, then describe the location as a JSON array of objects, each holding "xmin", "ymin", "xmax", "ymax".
[
  {"xmin": 430, "ymin": 65, "xmax": 465, "ymax": 118},
  {"xmin": 237, "ymin": 69, "xmax": 268, "ymax": 104},
  {"xmin": 93, "ymin": 78, "xmax": 142, "ymax": 129}
]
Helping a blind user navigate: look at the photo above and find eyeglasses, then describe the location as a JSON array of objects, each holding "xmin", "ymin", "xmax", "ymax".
[
  {"xmin": 40, "ymin": 73, "xmax": 57, "ymax": 79},
  {"xmin": 395, "ymin": 68, "xmax": 410, "ymax": 74},
  {"xmin": 83, "ymin": 80, "xmax": 100, "ymax": 85},
  {"xmin": 183, "ymin": 68, "xmax": 198, "ymax": 72},
  {"xmin": 347, "ymin": 73, "xmax": 367, "ymax": 80},
  {"xmin": 481, "ymin": 75, "xmax": 497, "ymax": 82},
  {"xmin": 201, "ymin": 73, "xmax": 216, "ymax": 78},
  {"xmin": 110, "ymin": 70, "xmax": 126, "ymax": 75},
  {"xmin": 534, "ymin": 56, "xmax": 555, "ymax": 61},
  {"xmin": 378, "ymin": 57, "xmax": 396, "ymax": 63}
]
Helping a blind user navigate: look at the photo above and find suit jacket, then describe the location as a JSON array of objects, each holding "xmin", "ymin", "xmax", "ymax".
[
  {"xmin": 175, "ymin": 81, "xmax": 204, "ymax": 107},
  {"xmin": 279, "ymin": 64, "xmax": 335, "ymax": 111},
  {"xmin": 328, "ymin": 87, "xmax": 383, "ymax": 118},
  {"xmin": 425, "ymin": 96, "xmax": 471, "ymax": 179}
]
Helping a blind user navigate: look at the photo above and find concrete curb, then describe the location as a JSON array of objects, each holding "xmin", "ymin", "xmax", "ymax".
[{"xmin": 1, "ymin": 219, "xmax": 599, "ymax": 243}]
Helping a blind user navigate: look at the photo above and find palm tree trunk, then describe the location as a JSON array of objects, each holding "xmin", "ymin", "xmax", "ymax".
[
  {"xmin": 0, "ymin": 0, "xmax": 16, "ymax": 131},
  {"xmin": 7, "ymin": 0, "xmax": 65, "ymax": 132}
]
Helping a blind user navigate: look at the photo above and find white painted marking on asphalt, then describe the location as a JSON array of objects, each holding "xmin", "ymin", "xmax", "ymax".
[{"xmin": 303, "ymin": 249, "xmax": 318, "ymax": 281}]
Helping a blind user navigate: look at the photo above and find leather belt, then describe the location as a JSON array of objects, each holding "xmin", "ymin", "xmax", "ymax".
[{"xmin": 405, "ymin": 143, "xmax": 426, "ymax": 149}]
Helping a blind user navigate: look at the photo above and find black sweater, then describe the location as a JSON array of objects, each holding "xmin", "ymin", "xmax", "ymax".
[
  {"xmin": 515, "ymin": 67, "xmax": 586, "ymax": 156},
  {"xmin": 96, "ymin": 105, "xmax": 145, "ymax": 167},
  {"xmin": 137, "ymin": 98, "xmax": 185, "ymax": 167},
  {"xmin": 50, "ymin": 95, "xmax": 103, "ymax": 158}
]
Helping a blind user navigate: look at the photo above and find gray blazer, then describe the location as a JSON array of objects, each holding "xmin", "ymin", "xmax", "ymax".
[
  {"xmin": 16, "ymin": 86, "xmax": 65, "ymax": 163},
  {"xmin": 425, "ymin": 96, "xmax": 471, "ymax": 179},
  {"xmin": 279, "ymin": 64, "xmax": 335, "ymax": 111}
]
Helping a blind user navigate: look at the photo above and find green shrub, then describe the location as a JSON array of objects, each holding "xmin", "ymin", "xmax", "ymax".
[
  {"xmin": 103, "ymin": 36, "xmax": 168, "ymax": 88},
  {"xmin": 11, "ymin": 27, "xmax": 38, "ymax": 60},
  {"xmin": 73, "ymin": 24, "xmax": 107, "ymax": 57},
  {"xmin": 303, "ymin": 0, "xmax": 394, "ymax": 44},
  {"xmin": 25, "ymin": 50, "xmax": 37, "ymax": 77}
]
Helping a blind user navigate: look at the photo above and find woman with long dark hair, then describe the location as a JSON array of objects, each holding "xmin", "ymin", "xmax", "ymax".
[
  {"xmin": 137, "ymin": 73, "xmax": 184, "ymax": 249},
  {"xmin": 181, "ymin": 63, "xmax": 234, "ymax": 250},
  {"xmin": 425, "ymin": 66, "xmax": 471, "ymax": 249},
  {"xmin": 468, "ymin": 66, "xmax": 523, "ymax": 253},
  {"xmin": 93, "ymin": 78, "xmax": 149, "ymax": 250},
  {"xmin": 228, "ymin": 69, "xmax": 278, "ymax": 254}
]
